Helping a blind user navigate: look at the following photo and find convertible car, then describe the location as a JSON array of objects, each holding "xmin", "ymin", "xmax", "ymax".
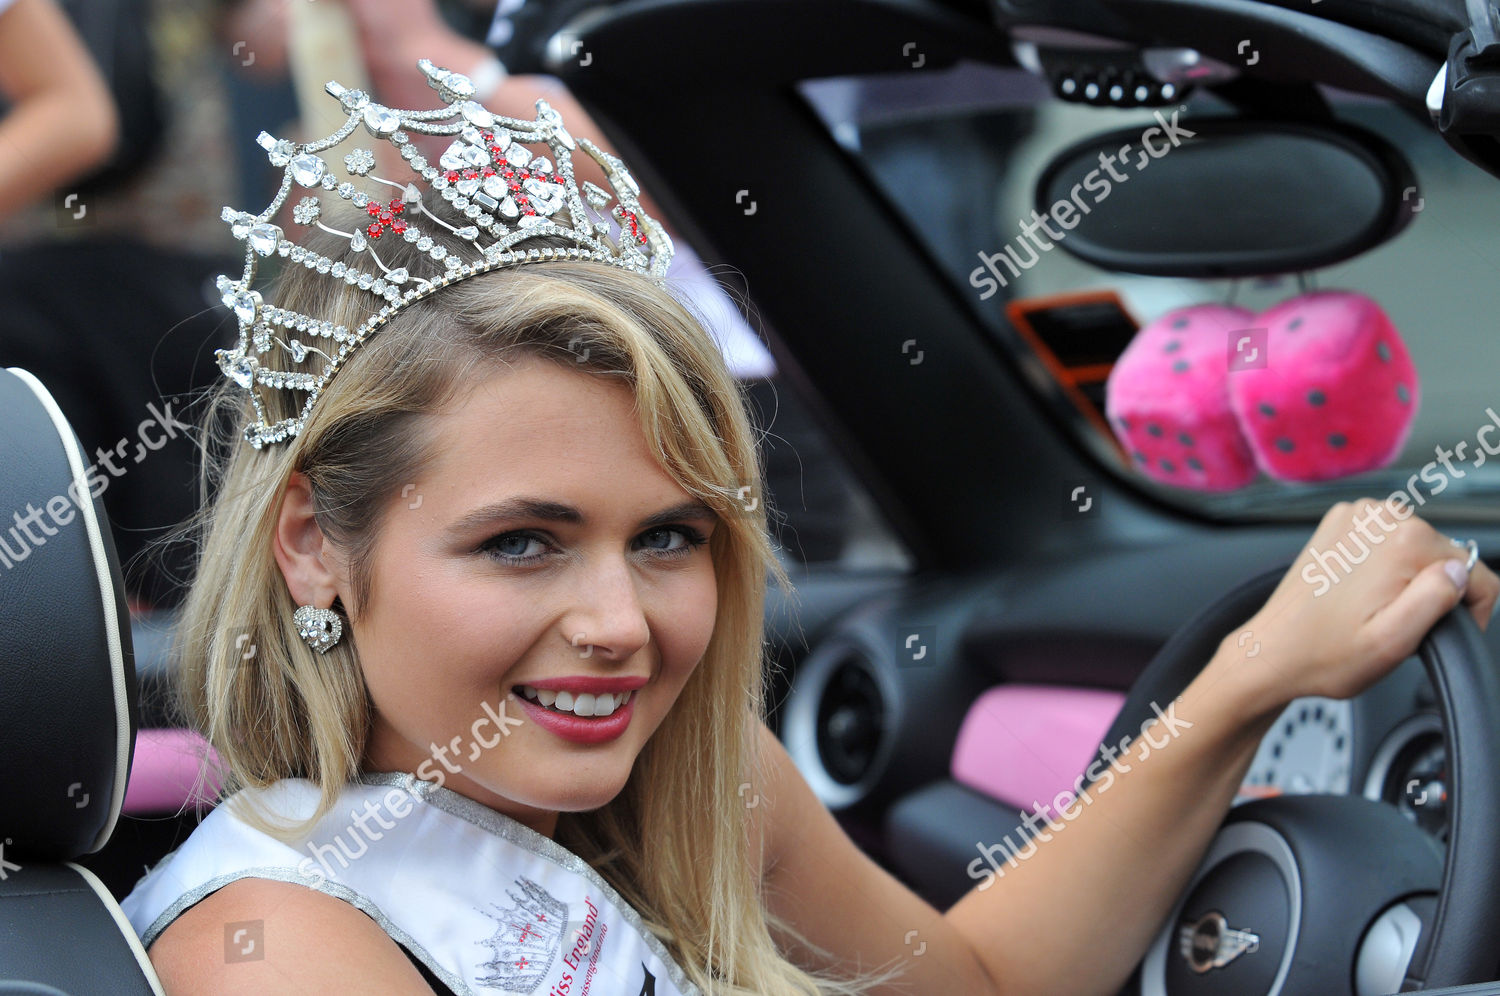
[{"xmin": 4, "ymin": 0, "xmax": 1500, "ymax": 994}]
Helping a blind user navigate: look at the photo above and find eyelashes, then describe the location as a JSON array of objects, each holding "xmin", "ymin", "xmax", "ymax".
[{"xmin": 479, "ymin": 525, "xmax": 709, "ymax": 566}]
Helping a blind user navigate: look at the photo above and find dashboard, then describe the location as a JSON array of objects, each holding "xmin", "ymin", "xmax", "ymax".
[
  {"xmin": 1237, "ymin": 659, "xmax": 1446, "ymax": 842},
  {"xmin": 1239, "ymin": 696, "xmax": 1355, "ymax": 800},
  {"xmin": 774, "ymin": 561, "xmax": 1459, "ymax": 912}
]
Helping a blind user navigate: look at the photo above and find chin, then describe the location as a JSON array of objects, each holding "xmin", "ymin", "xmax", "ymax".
[{"xmin": 529, "ymin": 777, "xmax": 630, "ymax": 815}]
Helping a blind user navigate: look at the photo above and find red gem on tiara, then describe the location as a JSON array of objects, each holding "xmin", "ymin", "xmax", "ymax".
[
  {"xmin": 368, "ymin": 222, "xmax": 385, "ymax": 238},
  {"xmin": 391, "ymin": 218, "xmax": 406, "ymax": 234},
  {"xmin": 366, "ymin": 202, "xmax": 382, "ymax": 216}
]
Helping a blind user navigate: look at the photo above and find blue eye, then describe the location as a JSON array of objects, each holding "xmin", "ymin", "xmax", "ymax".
[
  {"xmin": 481, "ymin": 531, "xmax": 551, "ymax": 565},
  {"xmin": 479, "ymin": 526, "xmax": 708, "ymax": 566},
  {"xmin": 636, "ymin": 526, "xmax": 708, "ymax": 558}
]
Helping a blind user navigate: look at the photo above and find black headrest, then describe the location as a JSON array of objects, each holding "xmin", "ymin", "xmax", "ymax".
[{"xmin": 0, "ymin": 369, "xmax": 137, "ymax": 860}]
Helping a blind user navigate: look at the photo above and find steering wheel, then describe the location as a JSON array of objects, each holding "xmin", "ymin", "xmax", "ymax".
[{"xmin": 1086, "ymin": 566, "xmax": 1500, "ymax": 995}]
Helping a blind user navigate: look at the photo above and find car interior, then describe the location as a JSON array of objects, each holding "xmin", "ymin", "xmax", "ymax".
[{"xmin": 6, "ymin": 0, "xmax": 1500, "ymax": 994}]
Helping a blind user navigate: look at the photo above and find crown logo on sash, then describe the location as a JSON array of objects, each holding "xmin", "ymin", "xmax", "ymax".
[{"xmin": 477, "ymin": 876, "xmax": 569, "ymax": 992}]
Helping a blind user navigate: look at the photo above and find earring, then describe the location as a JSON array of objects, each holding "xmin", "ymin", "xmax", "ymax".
[{"xmin": 293, "ymin": 604, "xmax": 343, "ymax": 654}]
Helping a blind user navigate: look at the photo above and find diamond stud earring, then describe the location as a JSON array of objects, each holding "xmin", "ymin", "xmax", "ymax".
[{"xmin": 293, "ymin": 605, "xmax": 344, "ymax": 654}]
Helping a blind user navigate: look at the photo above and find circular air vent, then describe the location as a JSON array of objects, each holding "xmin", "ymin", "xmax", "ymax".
[
  {"xmin": 815, "ymin": 652, "xmax": 886, "ymax": 785},
  {"xmin": 783, "ymin": 637, "xmax": 897, "ymax": 809},
  {"xmin": 1363, "ymin": 712, "xmax": 1446, "ymax": 840}
]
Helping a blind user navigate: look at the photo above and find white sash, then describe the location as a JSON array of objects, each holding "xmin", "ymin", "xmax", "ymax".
[{"xmin": 121, "ymin": 771, "xmax": 699, "ymax": 995}]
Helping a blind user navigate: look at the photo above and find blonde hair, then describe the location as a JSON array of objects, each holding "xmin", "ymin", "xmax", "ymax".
[{"xmin": 173, "ymin": 210, "xmax": 903, "ymax": 994}]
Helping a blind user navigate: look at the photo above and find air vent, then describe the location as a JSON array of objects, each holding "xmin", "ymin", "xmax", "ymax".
[
  {"xmin": 783, "ymin": 636, "xmax": 899, "ymax": 809},
  {"xmin": 815, "ymin": 652, "xmax": 886, "ymax": 785}
]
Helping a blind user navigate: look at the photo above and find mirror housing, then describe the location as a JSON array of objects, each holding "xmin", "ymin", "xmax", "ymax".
[{"xmin": 1034, "ymin": 117, "xmax": 1418, "ymax": 278}]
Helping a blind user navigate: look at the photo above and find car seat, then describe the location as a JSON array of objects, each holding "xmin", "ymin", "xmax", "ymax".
[{"xmin": 0, "ymin": 368, "xmax": 166, "ymax": 995}]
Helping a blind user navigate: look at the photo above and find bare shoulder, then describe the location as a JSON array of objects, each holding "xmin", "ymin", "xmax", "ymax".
[
  {"xmin": 748, "ymin": 719, "xmax": 813, "ymax": 880},
  {"xmin": 148, "ymin": 876, "xmax": 436, "ymax": 995}
]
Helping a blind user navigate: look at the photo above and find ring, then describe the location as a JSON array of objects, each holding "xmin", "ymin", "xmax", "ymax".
[{"xmin": 1451, "ymin": 537, "xmax": 1480, "ymax": 572}]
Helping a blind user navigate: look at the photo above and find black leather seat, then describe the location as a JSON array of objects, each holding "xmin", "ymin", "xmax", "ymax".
[{"xmin": 0, "ymin": 368, "xmax": 166, "ymax": 995}]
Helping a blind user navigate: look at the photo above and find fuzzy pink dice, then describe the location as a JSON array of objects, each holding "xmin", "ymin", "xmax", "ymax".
[
  {"xmin": 1105, "ymin": 304, "xmax": 1260, "ymax": 491},
  {"xmin": 1226, "ymin": 291, "xmax": 1418, "ymax": 482}
]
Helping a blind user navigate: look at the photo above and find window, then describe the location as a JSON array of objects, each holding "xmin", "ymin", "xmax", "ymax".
[{"xmin": 802, "ymin": 64, "xmax": 1500, "ymax": 520}]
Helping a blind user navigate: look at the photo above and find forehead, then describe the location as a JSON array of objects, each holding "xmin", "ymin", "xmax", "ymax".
[{"xmin": 420, "ymin": 355, "xmax": 680, "ymax": 499}]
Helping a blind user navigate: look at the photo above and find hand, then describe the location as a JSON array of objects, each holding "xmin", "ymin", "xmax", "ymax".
[
  {"xmin": 340, "ymin": 0, "xmax": 452, "ymax": 82},
  {"xmin": 1234, "ymin": 498, "xmax": 1499, "ymax": 707}
]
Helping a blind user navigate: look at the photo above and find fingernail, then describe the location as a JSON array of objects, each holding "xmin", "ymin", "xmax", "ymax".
[{"xmin": 1445, "ymin": 559, "xmax": 1470, "ymax": 592}]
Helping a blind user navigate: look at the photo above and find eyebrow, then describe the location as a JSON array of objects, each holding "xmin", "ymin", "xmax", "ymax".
[{"xmin": 447, "ymin": 497, "xmax": 719, "ymax": 537}]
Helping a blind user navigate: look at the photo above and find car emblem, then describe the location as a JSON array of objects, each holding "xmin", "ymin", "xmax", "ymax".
[{"xmin": 1178, "ymin": 910, "xmax": 1261, "ymax": 973}]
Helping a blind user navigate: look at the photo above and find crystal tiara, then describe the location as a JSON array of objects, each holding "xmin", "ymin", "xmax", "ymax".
[{"xmin": 214, "ymin": 59, "xmax": 674, "ymax": 448}]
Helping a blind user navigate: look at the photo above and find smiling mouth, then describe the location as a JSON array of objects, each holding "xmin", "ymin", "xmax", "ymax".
[{"xmin": 514, "ymin": 685, "xmax": 636, "ymax": 718}]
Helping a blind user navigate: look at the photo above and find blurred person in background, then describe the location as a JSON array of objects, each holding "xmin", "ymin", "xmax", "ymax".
[
  {"xmin": 0, "ymin": 0, "xmax": 245, "ymax": 609},
  {"xmin": 0, "ymin": 0, "xmax": 119, "ymax": 217}
]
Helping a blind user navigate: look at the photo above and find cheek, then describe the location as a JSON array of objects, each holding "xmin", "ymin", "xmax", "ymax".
[
  {"xmin": 651, "ymin": 565, "xmax": 719, "ymax": 682},
  {"xmin": 355, "ymin": 558, "xmax": 543, "ymax": 711}
]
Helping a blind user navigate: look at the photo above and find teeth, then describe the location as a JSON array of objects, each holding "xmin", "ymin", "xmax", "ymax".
[{"xmin": 515, "ymin": 685, "xmax": 634, "ymax": 717}]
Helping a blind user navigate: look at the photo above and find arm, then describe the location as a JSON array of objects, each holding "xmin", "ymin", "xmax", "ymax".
[
  {"xmin": 149, "ymin": 877, "xmax": 438, "ymax": 994},
  {"xmin": 341, "ymin": 0, "xmax": 673, "ymax": 227},
  {"xmin": 758, "ymin": 499, "xmax": 1499, "ymax": 994},
  {"xmin": 0, "ymin": 0, "xmax": 118, "ymax": 220}
]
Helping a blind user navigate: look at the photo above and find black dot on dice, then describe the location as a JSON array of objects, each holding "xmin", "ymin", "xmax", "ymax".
[
  {"xmin": 1259, "ymin": 402, "xmax": 1276, "ymax": 417},
  {"xmin": 1397, "ymin": 383, "xmax": 1410, "ymax": 404},
  {"xmin": 1160, "ymin": 459, "xmax": 1176, "ymax": 472},
  {"xmin": 1172, "ymin": 317, "xmax": 1189, "ymax": 329},
  {"xmin": 1172, "ymin": 360, "xmax": 1189, "ymax": 373},
  {"xmin": 1288, "ymin": 317, "xmax": 1303, "ymax": 331},
  {"xmin": 1276, "ymin": 438, "xmax": 1295, "ymax": 453},
  {"xmin": 1163, "ymin": 340, "xmax": 1181, "ymax": 353},
  {"xmin": 1186, "ymin": 456, "xmax": 1203, "ymax": 471},
  {"xmin": 1329, "ymin": 433, "xmax": 1347, "ymax": 448},
  {"xmin": 1377, "ymin": 341, "xmax": 1391, "ymax": 363},
  {"xmin": 1178, "ymin": 432, "xmax": 1194, "ymax": 446},
  {"xmin": 1134, "ymin": 451, "xmax": 1148, "ymax": 464},
  {"xmin": 1147, "ymin": 424, "xmax": 1164, "ymax": 437},
  {"xmin": 1307, "ymin": 389, "xmax": 1325, "ymax": 406}
]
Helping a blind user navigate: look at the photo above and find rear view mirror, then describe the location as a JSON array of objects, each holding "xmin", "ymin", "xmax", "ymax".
[{"xmin": 1033, "ymin": 117, "xmax": 1419, "ymax": 278}]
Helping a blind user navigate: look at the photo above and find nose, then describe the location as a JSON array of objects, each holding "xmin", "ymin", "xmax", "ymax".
[{"xmin": 563, "ymin": 552, "xmax": 651, "ymax": 661}]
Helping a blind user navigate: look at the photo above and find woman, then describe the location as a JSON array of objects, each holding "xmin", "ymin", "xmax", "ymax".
[{"xmin": 122, "ymin": 61, "xmax": 1499, "ymax": 995}]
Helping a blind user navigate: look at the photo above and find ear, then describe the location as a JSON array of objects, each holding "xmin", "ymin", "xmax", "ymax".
[{"xmin": 273, "ymin": 471, "xmax": 347, "ymax": 611}]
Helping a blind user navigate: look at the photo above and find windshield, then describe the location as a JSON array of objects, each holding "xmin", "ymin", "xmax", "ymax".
[{"xmin": 801, "ymin": 63, "xmax": 1500, "ymax": 521}]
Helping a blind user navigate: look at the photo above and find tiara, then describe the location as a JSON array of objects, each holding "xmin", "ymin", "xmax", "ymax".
[{"xmin": 214, "ymin": 59, "xmax": 673, "ymax": 448}]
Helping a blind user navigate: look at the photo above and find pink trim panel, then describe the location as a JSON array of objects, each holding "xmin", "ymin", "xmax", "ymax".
[
  {"xmin": 124, "ymin": 728, "xmax": 222, "ymax": 813},
  {"xmin": 951, "ymin": 685, "xmax": 1125, "ymax": 818}
]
